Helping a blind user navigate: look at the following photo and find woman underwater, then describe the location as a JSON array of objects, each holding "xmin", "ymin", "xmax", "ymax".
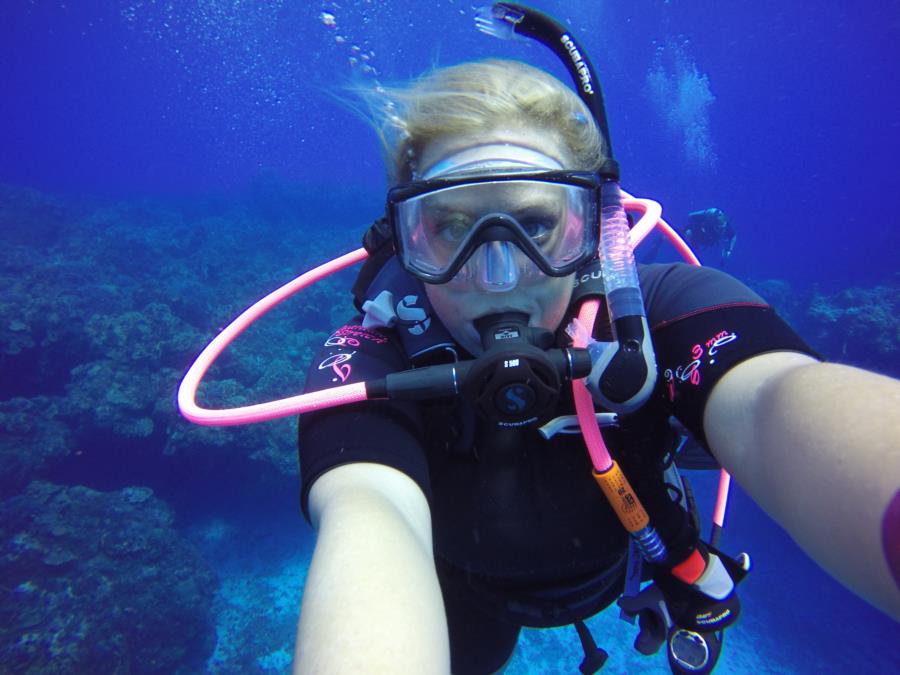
[{"xmin": 179, "ymin": 4, "xmax": 900, "ymax": 674}]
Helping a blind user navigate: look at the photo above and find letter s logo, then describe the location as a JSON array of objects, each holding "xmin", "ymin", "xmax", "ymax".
[
  {"xmin": 504, "ymin": 386, "xmax": 527, "ymax": 413},
  {"xmin": 396, "ymin": 295, "xmax": 431, "ymax": 336}
]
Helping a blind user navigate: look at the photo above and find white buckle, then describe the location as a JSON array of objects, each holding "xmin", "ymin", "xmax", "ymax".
[{"xmin": 538, "ymin": 412, "xmax": 619, "ymax": 439}]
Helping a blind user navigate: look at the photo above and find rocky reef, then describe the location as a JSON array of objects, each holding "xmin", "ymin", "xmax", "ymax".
[
  {"xmin": 749, "ymin": 276, "xmax": 899, "ymax": 378},
  {"xmin": 0, "ymin": 182, "xmax": 361, "ymax": 671},
  {"xmin": 0, "ymin": 481, "xmax": 217, "ymax": 673},
  {"xmin": 0, "ymin": 182, "xmax": 357, "ymax": 487}
]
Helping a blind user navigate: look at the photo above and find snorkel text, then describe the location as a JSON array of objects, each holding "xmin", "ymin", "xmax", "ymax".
[{"xmin": 560, "ymin": 34, "xmax": 594, "ymax": 95}]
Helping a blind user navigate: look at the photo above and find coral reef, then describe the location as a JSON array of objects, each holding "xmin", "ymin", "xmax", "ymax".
[
  {"xmin": 749, "ymin": 276, "xmax": 900, "ymax": 378},
  {"xmin": 0, "ymin": 183, "xmax": 350, "ymax": 486},
  {"xmin": 806, "ymin": 280, "xmax": 899, "ymax": 374},
  {"xmin": 0, "ymin": 397, "xmax": 71, "ymax": 495},
  {"xmin": 0, "ymin": 481, "xmax": 218, "ymax": 673}
]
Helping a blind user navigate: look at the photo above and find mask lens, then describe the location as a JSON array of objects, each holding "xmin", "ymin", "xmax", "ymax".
[{"xmin": 393, "ymin": 178, "xmax": 596, "ymax": 282}]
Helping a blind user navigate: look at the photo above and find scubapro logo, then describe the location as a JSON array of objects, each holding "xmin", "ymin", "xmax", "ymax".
[
  {"xmin": 560, "ymin": 34, "xmax": 594, "ymax": 95},
  {"xmin": 574, "ymin": 269, "xmax": 603, "ymax": 289},
  {"xmin": 396, "ymin": 295, "xmax": 431, "ymax": 336},
  {"xmin": 498, "ymin": 383, "xmax": 535, "ymax": 416},
  {"xmin": 504, "ymin": 386, "xmax": 528, "ymax": 413}
]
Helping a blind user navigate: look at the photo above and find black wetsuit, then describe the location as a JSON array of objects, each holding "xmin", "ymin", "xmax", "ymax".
[
  {"xmin": 686, "ymin": 208, "xmax": 737, "ymax": 264},
  {"xmin": 298, "ymin": 262, "xmax": 814, "ymax": 674}
]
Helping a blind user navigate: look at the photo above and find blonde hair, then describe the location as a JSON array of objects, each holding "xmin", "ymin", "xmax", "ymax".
[{"xmin": 361, "ymin": 59, "xmax": 605, "ymax": 183}]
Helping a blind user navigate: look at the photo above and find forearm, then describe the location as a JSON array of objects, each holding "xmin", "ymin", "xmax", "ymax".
[
  {"xmin": 706, "ymin": 356, "xmax": 900, "ymax": 620},
  {"xmin": 295, "ymin": 469, "xmax": 450, "ymax": 673}
]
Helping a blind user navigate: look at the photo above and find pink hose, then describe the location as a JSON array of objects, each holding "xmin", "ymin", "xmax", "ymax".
[
  {"xmin": 622, "ymin": 191, "xmax": 701, "ymax": 266},
  {"xmin": 572, "ymin": 196, "xmax": 730, "ymax": 534},
  {"xmin": 569, "ymin": 297, "xmax": 611, "ymax": 472},
  {"xmin": 177, "ymin": 247, "xmax": 370, "ymax": 425},
  {"xmin": 177, "ymin": 197, "xmax": 688, "ymax": 429},
  {"xmin": 571, "ymin": 196, "xmax": 666, "ymax": 473}
]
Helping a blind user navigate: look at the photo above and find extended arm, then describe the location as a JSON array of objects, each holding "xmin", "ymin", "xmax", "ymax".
[
  {"xmin": 704, "ymin": 352, "xmax": 900, "ymax": 620},
  {"xmin": 294, "ymin": 463, "xmax": 450, "ymax": 673}
]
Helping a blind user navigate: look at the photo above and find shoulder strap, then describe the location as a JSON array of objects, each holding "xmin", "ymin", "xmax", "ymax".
[
  {"xmin": 358, "ymin": 255, "xmax": 457, "ymax": 361},
  {"xmin": 352, "ymin": 217, "xmax": 394, "ymax": 312},
  {"xmin": 571, "ymin": 258, "xmax": 605, "ymax": 306}
]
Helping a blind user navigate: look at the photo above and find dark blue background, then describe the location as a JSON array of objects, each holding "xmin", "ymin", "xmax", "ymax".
[{"xmin": 3, "ymin": 1, "xmax": 899, "ymax": 286}]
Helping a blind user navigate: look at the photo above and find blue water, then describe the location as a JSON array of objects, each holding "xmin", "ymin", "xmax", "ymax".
[{"xmin": 2, "ymin": 1, "xmax": 898, "ymax": 673}]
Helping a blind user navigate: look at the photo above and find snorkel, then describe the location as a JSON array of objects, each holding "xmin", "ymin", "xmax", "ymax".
[
  {"xmin": 477, "ymin": 12, "xmax": 750, "ymax": 673},
  {"xmin": 476, "ymin": 3, "xmax": 656, "ymax": 414},
  {"xmin": 476, "ymin": 1, "xmax": 667, "ymax": 561}
]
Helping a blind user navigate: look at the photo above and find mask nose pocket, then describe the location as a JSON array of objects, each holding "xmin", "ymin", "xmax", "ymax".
[{"xmin": 478, "ymin": 241, "xmax": 518, "ymax": 292}]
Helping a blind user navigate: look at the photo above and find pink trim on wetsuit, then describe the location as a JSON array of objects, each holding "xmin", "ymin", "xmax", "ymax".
[{"xmin": 651, "ymin": 302, "xmax": 770, "ymax": 332}]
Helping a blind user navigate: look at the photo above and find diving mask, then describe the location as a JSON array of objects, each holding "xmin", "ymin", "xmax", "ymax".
[
  {"xmin": 386, "ymin": 144, "xmax": 601, "ymax": 288},
  {"xmin": 388, "ymin": 170, "xmax": 600, "ymax": 286}
]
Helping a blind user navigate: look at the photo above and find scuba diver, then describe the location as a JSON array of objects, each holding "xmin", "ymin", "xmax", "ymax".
[
  {"xmin": 636, "ymin": 208, "xmax": 734, "ymax": 267},
  {"xmin": 177, "ymin": 3, "xmax": 900, "ymax": 674},
  {"xmin": 684, "ymin": 208, "xmax": 736, "ymax": 265}
]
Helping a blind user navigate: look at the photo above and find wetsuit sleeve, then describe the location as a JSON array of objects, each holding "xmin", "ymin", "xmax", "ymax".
[
  {"xmin": 640, "ymin": 263, "xmax": 819, "ymax": 447},
  {"xmin": 297, "ymin": 319, "xmax": 429, "ymax": 523}
]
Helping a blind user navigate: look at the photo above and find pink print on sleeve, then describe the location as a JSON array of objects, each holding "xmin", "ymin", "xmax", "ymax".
[
  {"xmin": 664, "ymin": 329, "xmax": 739, "ymax": 402},
  {"xmin": 318, "ymin": 351, "xmax": 356, "ymax": 384}
]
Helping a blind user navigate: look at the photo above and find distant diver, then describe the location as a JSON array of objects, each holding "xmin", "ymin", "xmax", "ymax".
[{"xmin": 684, "ymin": 207, "xmax": 736, "ymax": 265}]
